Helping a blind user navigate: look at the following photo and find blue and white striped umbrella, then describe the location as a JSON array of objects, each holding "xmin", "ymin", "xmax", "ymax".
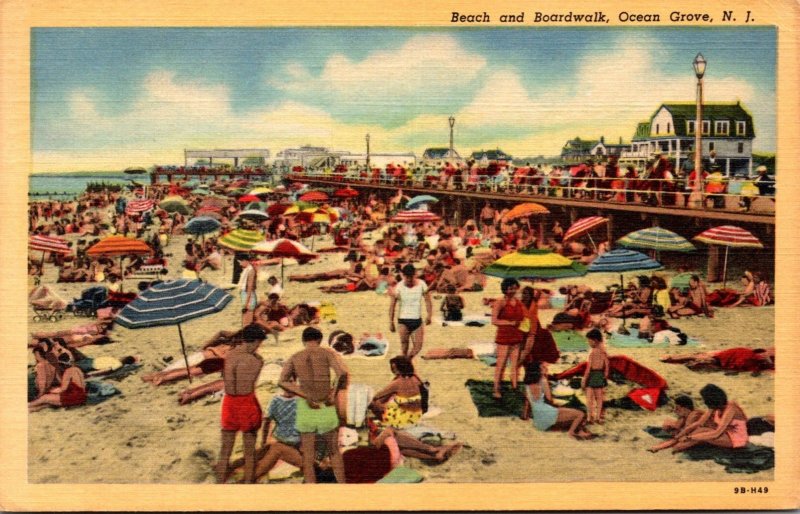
[
  {"xmin": 588, "ymin": 249, "xmax": 663, "ymax": 273},
  {"xmin": 116, "ymin": 279, "xmax": 232, "ymax": 329},
  {"xmin": 115, "ymin": 280, "xmax": 233, "ymax": 382}
]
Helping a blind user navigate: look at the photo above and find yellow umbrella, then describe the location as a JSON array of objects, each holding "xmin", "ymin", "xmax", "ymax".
[{"xmin": 248, "ymin": 187, "xmax": 274, "ymax": 195}]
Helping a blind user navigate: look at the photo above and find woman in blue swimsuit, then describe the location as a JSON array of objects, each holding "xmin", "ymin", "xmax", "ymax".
[{"xmin": 523, "ymin": 361, "xmax": 594, "ymax": 440}]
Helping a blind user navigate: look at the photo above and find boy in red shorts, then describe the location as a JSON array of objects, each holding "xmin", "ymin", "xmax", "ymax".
[{"xmin": 215, "ymin": 324, "xmax": 266, "ymax": 483}]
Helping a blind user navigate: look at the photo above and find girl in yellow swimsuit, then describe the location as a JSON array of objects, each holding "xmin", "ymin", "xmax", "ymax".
[{"xmin": 370, "ymin": 356, "xmax": 426, "ymax": 429}]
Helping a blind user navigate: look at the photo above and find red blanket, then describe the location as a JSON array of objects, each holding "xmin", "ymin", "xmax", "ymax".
[{"xmin": 554, "ymin": 355, "xmax": 668, "ymax": 390}]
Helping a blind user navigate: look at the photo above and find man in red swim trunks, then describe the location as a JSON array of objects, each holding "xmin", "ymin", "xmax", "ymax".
[{"xmin": 215, "ymin": 324, "xmax": 266, "ymax": 483}]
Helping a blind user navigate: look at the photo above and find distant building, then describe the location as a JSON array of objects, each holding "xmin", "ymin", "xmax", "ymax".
[
  {"xmin": 470, "ymin": 149, "xmax": 512, "ymax": 167},
  {"xmin": 560, "ymin": 137, "xmax": 598, "ymax": 163},
  {"xmin": 421, "ymin": 147, "xmax": 463, "ymax": 166},
  {"xmin": 339, "ymin": 153, "xmax": 417, "ymax": 169},
  {"xmin": 273, "ymin": 145, "xmax": 347, "ymax": 169},
  {"xmin": 184, "ymin": 148, "xmax": 270, "ymax": 167},
  {"xmin": 590, "ymin": 137, "xmax": 628, "ymax": 158},
  {"xmin": 620, "ymin": 101, "xmax": 755, "ymax": 176}
]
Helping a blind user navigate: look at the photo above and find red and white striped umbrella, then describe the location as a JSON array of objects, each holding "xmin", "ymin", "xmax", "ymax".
[
  {"xmin": 125, "ymin": 199, "xmax": 155, "ymax": 215},
  {"xmin": 29, "ymin": 235, "xmax": 71, "ymax": 255},
  {"xmin": 563, "ymin": 216, "xmax": 608, "ymax": 243},
  {"xmin": 693, "ymin": 225, "xmax": 764, "ymax": 288},
  {"xmin": 299, "ymin": 191, "xmax": 329, "ymax": 202},
  {"xmin": 391, "ymin": 209, "xmax": 441, "ymax": 223},
  {"xmin": 693, "ymin": 225, "xmax": 764, "ymax": 248}
]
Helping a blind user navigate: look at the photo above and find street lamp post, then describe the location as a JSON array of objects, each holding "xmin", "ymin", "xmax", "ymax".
[
  {"xmin": 448, "ymin": 116, "xmax": 455, "ymax": 159},
  {"xmin": 690, "ymin": 53, "xmax": 707, "ymax": 209},
  {"xmin": 365, "ymin": 133, "xmax": 371, "ymax": 179}
]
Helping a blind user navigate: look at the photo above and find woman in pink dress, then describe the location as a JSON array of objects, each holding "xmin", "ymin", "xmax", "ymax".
[{"xmin": 669, "ymin": 383, "xmax": 748, "ymax": 453}]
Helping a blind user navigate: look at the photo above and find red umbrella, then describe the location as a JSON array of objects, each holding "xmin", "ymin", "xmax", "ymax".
[
  {"xmin": 87, "ymin": 236, "xmax": 153, "ymax": 292},
  {"xmin": 299, "ymin": 191, "xmax": 329, "ymax": 202},
  {"xmin": 267, "ymin": 203, "xmax": 291, "ymax": 216},
  {"xmin": 29, "ymin": 235, "xmax": 72, "ymax": 276},
  {"xmin": 391, "ymin": 209, "xmax": 441, "ymax": 223},
  {"xmin": 563, "ymin": 216, "xmax": 609, "ymax": 249},
  {"xmin": 125, "ymin": 199, "xmax": 155, "ymax": 215},
  {"xmin": 334, "ymin": 187, "xmax": 359, "ymax": 198},
  {"xmin": 238, "ymin": 194, "xmax": 260, "ymax": 204},
  {"xmin": 251, "ymin": 238, "xmax": 316, "ymax": 282},
  {"xmin": 694, "ymin": 225, "xmax": 764, "ymax": 288}
]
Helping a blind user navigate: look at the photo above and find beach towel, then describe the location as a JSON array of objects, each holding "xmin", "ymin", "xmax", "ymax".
[
  {"xmin": 606, "ymin": 328, "xmax": 699, "ymax": 348},
  {"xmin": 422, "ymin": 348, "xmax": 474, "ymax": 360},
  {"xmin": 341, "ymin": 446, "xmax": 394, "ymax": 483},
  {"xmin": 377, "ymin": 466, "xmax": 424, "ymax": 483},
  {"xmin": 643, "ymin": 427, "xmax": 774, "ymax": 474},
  {"xmin": 552, "ymin": 331, "xmax": 588, "ymax": 352},
  {"xmin": 346, "ymin": 383, "xmax": 374, "ymax": 428},
  {"xmin": 85, "ymin": 380, "xmax": 121, "ymax": 405},
  {"xmin": 464, "ymin": 379, "xmax": 526, "ymax": 417}
]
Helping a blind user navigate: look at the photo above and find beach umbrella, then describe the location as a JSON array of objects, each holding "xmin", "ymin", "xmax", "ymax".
[
  {"xmin": 563, "ymin": 216, "xmax": 609, "ymax": 249},
  {"xmin": 238, "ymin": 194, "xmax": 260, "ymax": 204},
  {"xmin": 217, "ymin": 228, "xmax": 265, "ymax": 252},
  {"xmin": 125, "ymin": 199, "xmax": 155, "ymax": 216},
  {"xmin": 483, "ymin": 247, "xmax": 587, "ymax": 280},
  {"xmin": 159, "ymin": 196, "xmax": 192, "ymax": 215},
  {"xmin": 248, "ymin": 187, "xmax": 274, "ymax": 196},
  {"xmin": 87, "ymin": 235, "xmax": 152, "ymax": 292},
  {"xmin": 299, "ymin": 191, "xmax": 329, "ymax": 202},
  {"xmin": 244, "ymin": 201, "xmax": 268, "ymax": 211},
  {"xmin": 252, "ymin": 238, "xmax": 316, "ymax": 283},
  {"xmin": 184, "ymin": 216, "xmax": 222, "ymax": 240},
  {"xmin": 201, "ymin": 195, "xmax": 229, "ymax": 208},
  {"xmin": 235, "ymin": 209, "xmax": 270, "ymax": 221},
  {"xmin": 267, "ymin": 203, "xmax": 291, "ymax": 216},
  {"xmin": 693, "ymin": 225, "xmax": 764, "ymax": 288},
  {"xmin": 190, "ymin": 188, "xmax": 210, "ymax": 196},
  {"xmin": 406, "ymin": 195, "xmax": 439, "ymax": 210},
  {"xmin": 115, "ymin": 279, "xmax": 233, "ymax": 384},
  {"xmin": 334, "ymin": 187, "xmax": 359, "ymax": 198},
  {"xmin": 501, "ymin": 202, "xmax": 550, "ymax": 222},
  {"xmin": 284, "ymin": 201, "xmax": 321, "ymax": 215},
  {"xmin": 617, "ymin": 227, "xmax": 695, "ymax": 253},
  {"xmin": 391, "ymin": 209, "xmax": 441, "ymax": 223},
  {"xmin": 587, "ymin": 249, "xmax": 663, "ymax": 273},
  {"xmin": 124, "ymin": 166, "xmax": 147, "ymax": 174},
  {"xmin": 195, "ymin": 206, "xmax": 223, "ymax": 220},
  {"xmin": 29, "ymin": 235, "xmax": 72, "ymax": 276}
]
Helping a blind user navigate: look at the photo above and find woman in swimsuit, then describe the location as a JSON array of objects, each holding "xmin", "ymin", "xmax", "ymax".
[
  {"xmin": 670, "ymin": 383, "xmax": 748, "ymax": 453},
  {"xmin": 491, "ymin": 278, "xmax": 525, "ymax": 400},
  {"xmin": 29, "ymin": 353, "xmax": 87, "ymax": 412},
  {"xmin": 370, "ymin": 356, "xmax": 425, "ymax": 429},
  {"xmin": 523, "ymin": 360, "xmax": 594, "ymax": 440}
]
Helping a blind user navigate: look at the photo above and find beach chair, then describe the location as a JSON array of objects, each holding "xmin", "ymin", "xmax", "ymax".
[{"xmin": 68, "ymin": 286, "xmax": 108, "ymax": 317}]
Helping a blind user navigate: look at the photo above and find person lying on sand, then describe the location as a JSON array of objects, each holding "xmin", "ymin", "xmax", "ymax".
[
  {"xmin": 369, "ymin": 425, "xmax": 462, "ymax": 464},
  {"xmin": 142, "ymin": 334, "xmax": 237, "ymax": 386},
  {"xmin": 660, "ymin": 347, "xmax": 774, "ymax": 372}
]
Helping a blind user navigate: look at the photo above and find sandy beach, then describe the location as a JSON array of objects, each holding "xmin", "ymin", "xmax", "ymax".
[{"xmin": 27, "ymin": 230, "xmax": 774, "ymax": 484}]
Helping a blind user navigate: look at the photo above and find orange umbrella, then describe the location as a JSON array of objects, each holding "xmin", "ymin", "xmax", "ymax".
[
  {"xmin": 502, "ymin": 202, "xmax": 550, "ymax": 222},
  {"xmin": 87, "ymin": 236, "xmax": 153, "ymax": 292}
]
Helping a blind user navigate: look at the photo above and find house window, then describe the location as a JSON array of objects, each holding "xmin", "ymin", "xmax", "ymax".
[
  {"xmin": 702, "ymin": 121, "xmax": 710, "ymax": 135},
  {"xmin": 667, "ymin": 122, "xmax": 671, "ymax": 133},
  {"xmin": 715, "ymin": 120, "xmax": 729, "ymax": 135},
  {"xmin": 736, "ymin": 121, "xmax": 746, "ymax": 135},
  {"xmin": 709, "ymin": 142, "xmax": 715, "ymax": 152},
  {"xmin": 738, "ymin": 142, "xmax": 744, "ymax": 153},
  {"xmin": 655, "ymin": 124, "xmax": 660, "ymax": 135},
  {"xmin": 687, "ymin": 121, "xmax": 695, "ymax": 134}
]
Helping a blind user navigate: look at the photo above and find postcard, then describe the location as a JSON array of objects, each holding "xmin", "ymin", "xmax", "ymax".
[{"xmin": 1, "ymin": 0, "xmax": 798, "ymax": 510}]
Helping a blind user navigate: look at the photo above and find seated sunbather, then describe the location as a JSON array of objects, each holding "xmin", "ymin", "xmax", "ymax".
[
  {"xmin": 668, "ymin": 384, "xmax": 749, "ymax": 453},
  {"xmin": 649, "ymin": 395, "xmax": 706, "ymax": 452},
  {"xmin": 29, "ymin": 353, "xmax": 87, "ymax": 412},
  {"xmin": 667, "ymin": 275, "xmax": 713, "ymax": 318},
  {"xmin": 369, "ymin": 425, "xmax": 462, "ymax": 464},
  {"xmin": 606, "ymin": 276, "xmax": 653, "ymax": 318},
  {"xmin": 254, "ymin": 294, "xmax": 291, "ymax": 333},
  {"xmin": 660, "ymin": 347, "xmax": 774, "ymax": 372}
]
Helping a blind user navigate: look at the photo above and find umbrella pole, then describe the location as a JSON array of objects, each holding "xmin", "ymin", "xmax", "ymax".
[
  {"xmin": 618, "ymin": 274, "xmax": 630, "ymax": 335},
  {"xmin": 40, "ymin": 250, "xmax": 46, "ymax": 276},
  {"xmin": 722, "ymin": 246, "xmax": 730, "ymax": 289},
  {"xmin": 281, "ymin": 258, "xmax": 285, "ymax": 284},
  {"xmin": 119, "ymin": 256, "xmax": 124, "ymax": 292},
  {"xmin": 177, "ymin": 323, "xmax": 193, "ymax": 384},
  {"xmin": 587, "ymin": 233, "xmax": 597, "ymax": 252}
]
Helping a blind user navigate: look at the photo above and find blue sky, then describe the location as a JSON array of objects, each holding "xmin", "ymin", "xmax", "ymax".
[{"xmin": 31, "ymin": 27, "xmax": 776, "ymax": 171}]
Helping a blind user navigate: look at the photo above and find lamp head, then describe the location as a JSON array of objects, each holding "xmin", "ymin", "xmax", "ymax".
[{"xmin": 693, "ymin": 53, "xmax": 707, "ymax": 79}]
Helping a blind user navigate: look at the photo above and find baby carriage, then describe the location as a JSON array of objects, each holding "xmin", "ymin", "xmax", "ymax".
[
  {"xmin": 29, "ymin": 285, "xmax": 68, "ymax": 322},
  {"xmin": 67, "ymin": 285, "xmax": 108, "ymax": 317}
]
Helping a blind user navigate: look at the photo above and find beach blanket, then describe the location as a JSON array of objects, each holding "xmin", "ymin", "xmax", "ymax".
[
  {"xmin": 552, "ymin": 331, "xmax": 588, "ymax": 352},
  {"xmin": 643, "ymin": 427, "xmax": 774, "ymax": 474},
  {"xmin": 434, "ymin": 314, "xmax": 491, "ymax": 327},
  {"xmin": 95, "ymin": 363, "xmax": 143, "ymax": 381},
  {"xmin": 464, "ymin": 379, "xmax": 526, "ymax": 417},
  {"xmin": 85, "ymin": 380, "xmax": 121, "ymax": 405},
  {"xmin": 606, "ymin": 328, "xmax": 699, "ymax": 348},
  {"xmin": 377, "ymin": 466, "xmax": 424, "ymax": 483},
  {"xmin": 341, "ymin": 446, "xmax": 394, "ymax": 483}
]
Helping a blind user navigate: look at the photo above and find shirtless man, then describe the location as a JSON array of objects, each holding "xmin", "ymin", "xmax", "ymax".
[
  {"xmin": 216, "ymin": 324, "xmax": 266, "ymax": 484},
  {"xmin": 279, "ymin": 327, "xmax": 349, "ymax": 484}
]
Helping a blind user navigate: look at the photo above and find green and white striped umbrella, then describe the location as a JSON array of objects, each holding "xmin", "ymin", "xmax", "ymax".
[
  {"xmin": 217, "ymin": 228, "xmax": 264, "ymax": 251},
  {"xmin": 617, "ymin": 227, "xmax": 695, "ymax": 253}
]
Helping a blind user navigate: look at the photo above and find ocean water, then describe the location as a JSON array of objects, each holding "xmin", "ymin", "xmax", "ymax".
[{"xmin": 29, "ymin": 172, "xmax": 140, "ymax": 199}]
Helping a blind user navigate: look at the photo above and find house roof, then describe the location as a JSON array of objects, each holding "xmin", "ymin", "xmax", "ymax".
[
  {"xmin": 562, "ymin": 137, "xmax": 598, "ymax": 152},
  {"xmin": 471, "ymin": 149, "xmax": 512, "ymax": 160},
  {"xmin": 632, "ymin": 122, "xmax": 651, "ymax": 141},
  {"xmin": 655, "ymin": 102, "xmax": 755, "ymax": 138},
  {"xmin": 422, "ymin": 147, "xmax": 454, "ymax": 159}
]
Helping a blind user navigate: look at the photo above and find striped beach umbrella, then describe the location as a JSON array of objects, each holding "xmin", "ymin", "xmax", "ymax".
[
  {"xmin": 406, "ymin": 195, "xmax": 439, "ymax": 210},
  {"xmin": 334, "ymin": 187, "xmax": 359, "ymax": 198},
  {"xmin": 248, "ymin": 187, "xmax": 274, "ymax": 196},
  {"xmin": 391, "ymin": 209, "xmax": 441, "ymax": 223},
  {"xmin": 235, "ymin": 209, "xmax": 270, "ymax": 221},
  {"xmin": 86, "ymin": 236, "xmax": 152, "ymax": 292},
  {"xmin": 483, "ymin": 247, "xmax": 587, "ymax": 280},
  {"xmin": 115, "ymin": 279, "xmax": 233, "ymax": 383},
  {"xmin": 617, "ymin": 227, "xmax": 695, "ymax": 253},
  {"xmin": 29, "ymin": 234, "xmax": 71, "ymax": 255},
  {"xmin": 563, "ymin": 216, "xmax": 608, "ymax": 245},
  {"xmin": 125, "ymin": 199, "xmax": 155, "ymax": 216},
  {"xmin": 693, "ymin": 225, "xmax": 764, "ymax": 287},
  {"xmin": 587, "ymin": 249, "xmax": 663, "ymax": 273},
  {"xmin": 218, "ymin": 228, "xmax": 264, "ymax": 252},
  {"xmin": 252, "ymin": 238, "xmax": 316, "ymax": 283},
  {"xmin": 184, "ymin": 216, "xmax": 222, "ymax": 238}
]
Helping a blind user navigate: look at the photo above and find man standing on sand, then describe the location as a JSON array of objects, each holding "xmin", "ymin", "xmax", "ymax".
[
  {"xmin": 216, "ymin": 324, "xmax": 267, "ymax": 484},
  {"xmin": 238, "ymin": 255, "xmax": 258, "ymax": 326},
  {"xmin": 390, "ymin": 263, "xmax": 433, "ymax": 360},
  {"xmin": 279, "ymin": 327, "xmax": 349, "ymax": 484}
]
